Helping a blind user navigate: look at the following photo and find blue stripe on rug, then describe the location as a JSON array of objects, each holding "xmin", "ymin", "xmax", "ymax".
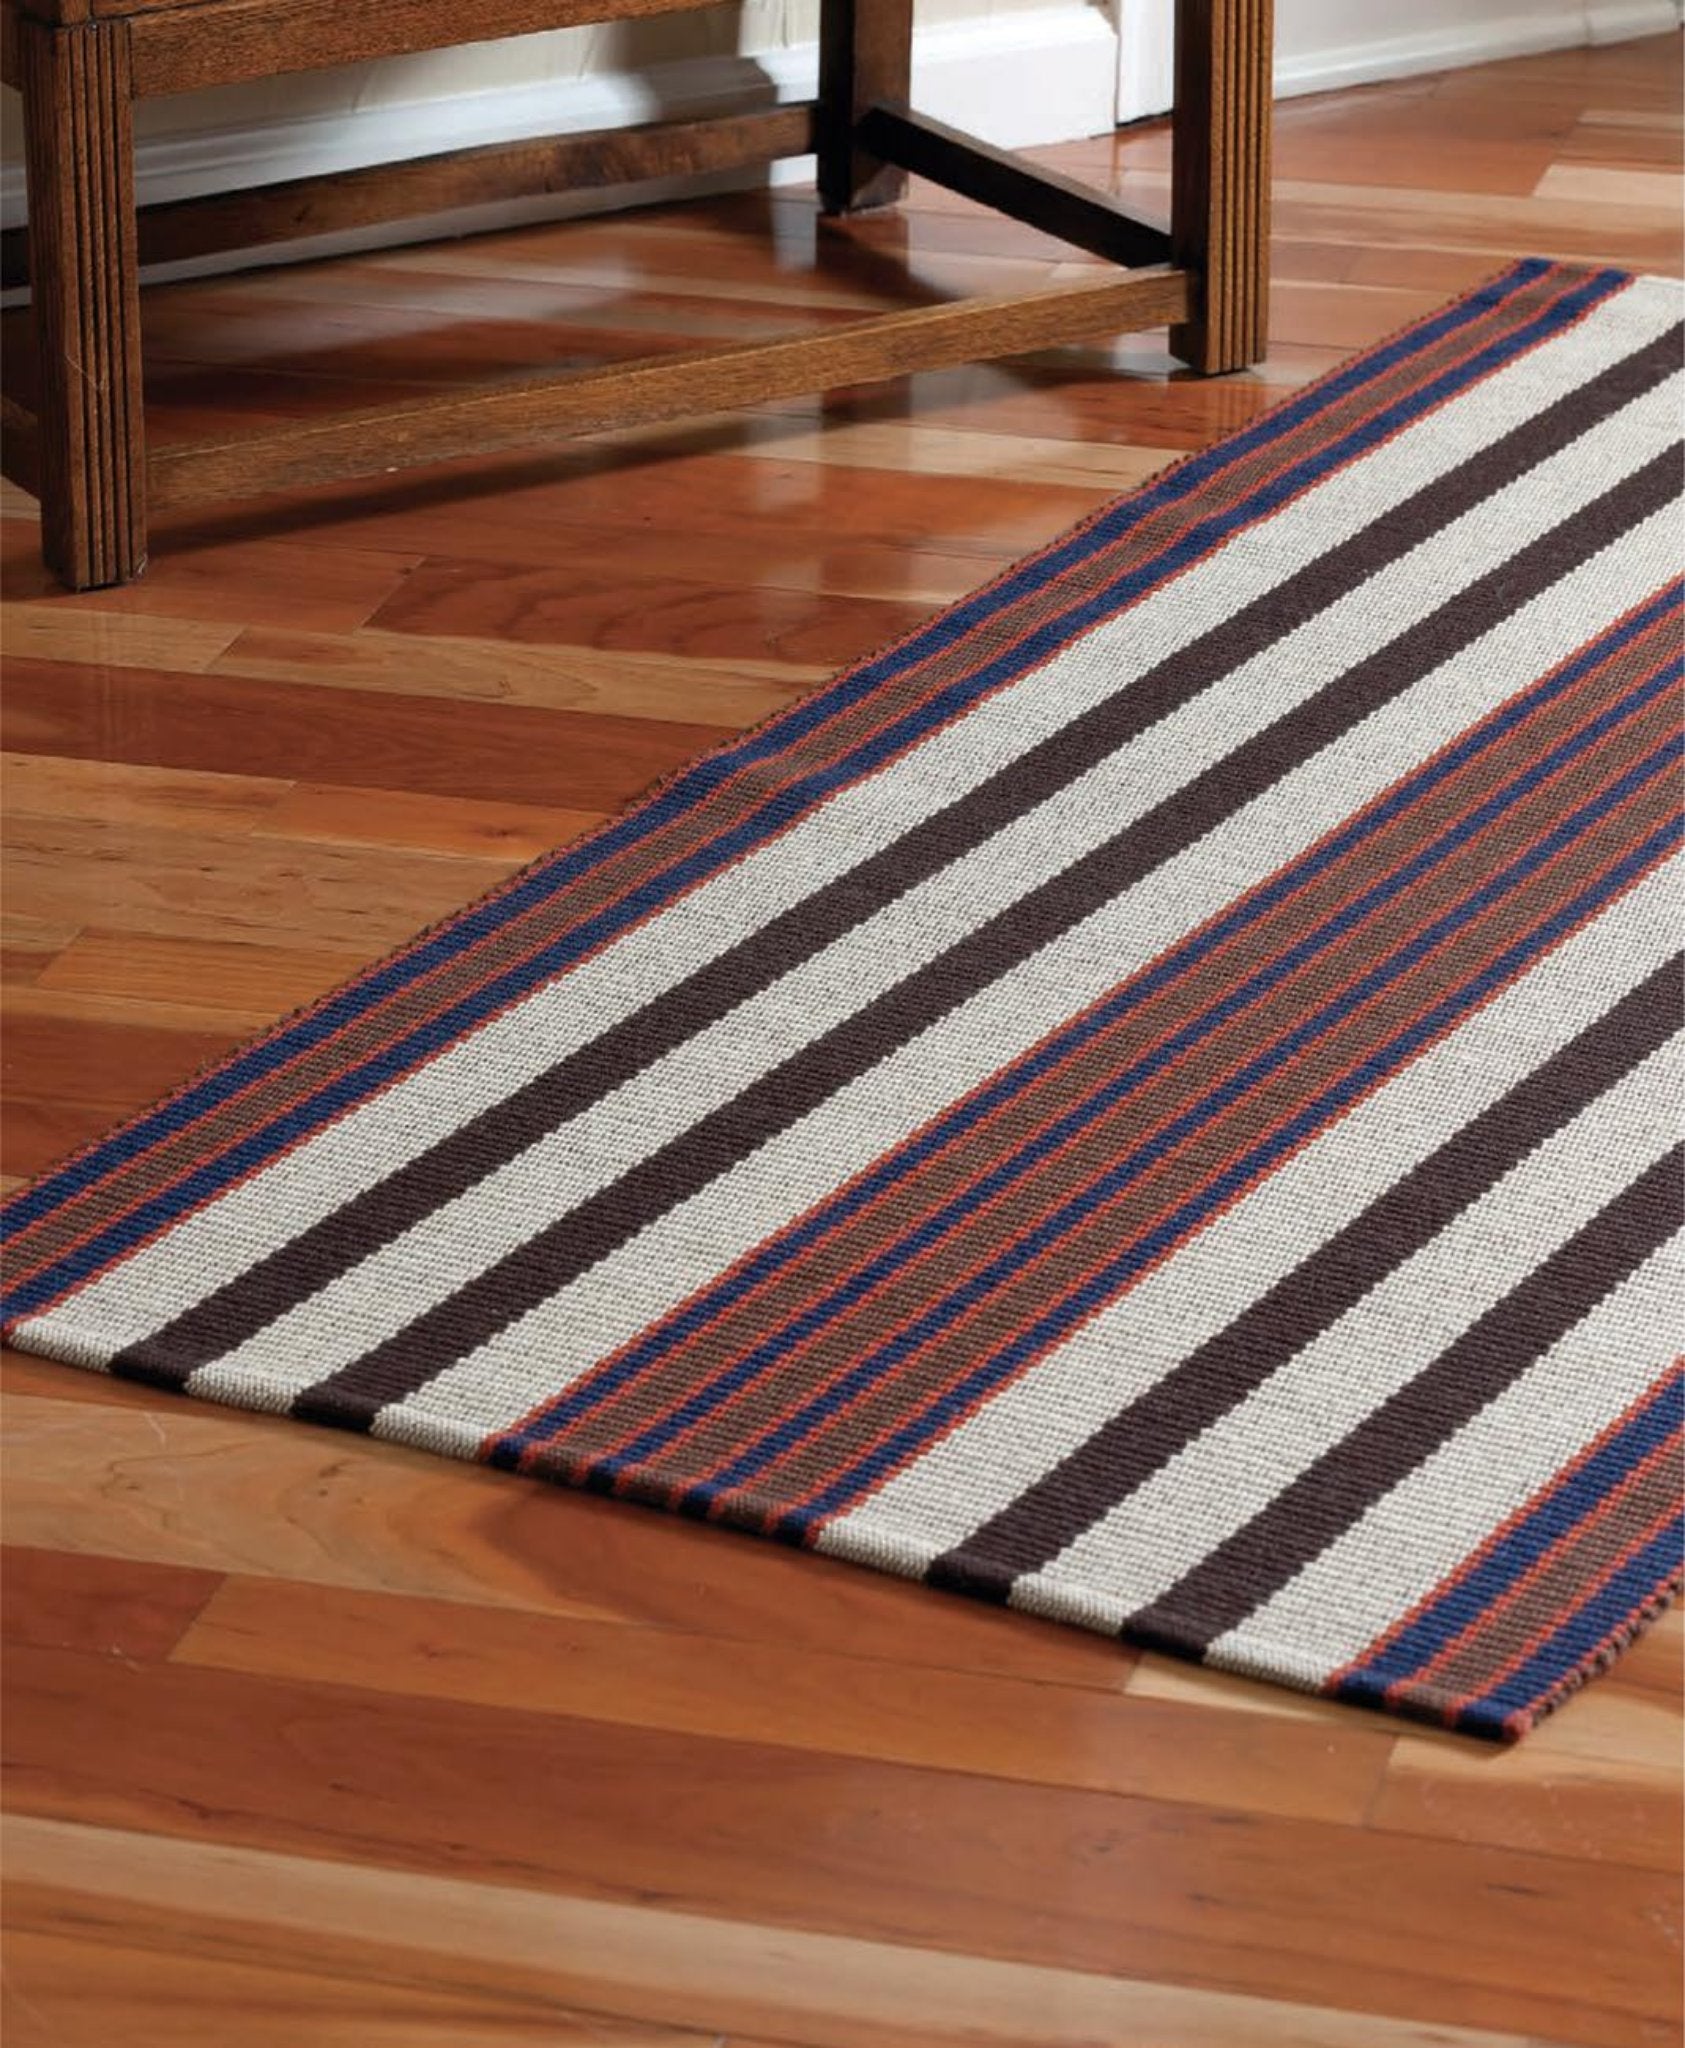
[
  {"xmin": 1334, "ymin": 1370, "xmax": 1685, "ymax": 1707},
  {"xmin": 1457, "ymin": 1513, "xmax": 1685, "ymax": 1736}
]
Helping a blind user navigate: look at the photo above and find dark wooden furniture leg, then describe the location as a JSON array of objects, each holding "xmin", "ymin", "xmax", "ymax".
[
  {"xmin": 1171, "ymin": 0, "xmax": 1273, "ymax": 374},
  {"xmin": 817, "ymin": 0, "xmax": 914, "ymax": 213},
  {"xmin": 18, "ymin": 14, "xmax": 147, "ymax": 589}
]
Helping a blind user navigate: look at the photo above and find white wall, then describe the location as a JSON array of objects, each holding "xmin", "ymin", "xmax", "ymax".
[{"xmin": 1274, "ymin": 0, "xmax": 1681, "ymax": 94}]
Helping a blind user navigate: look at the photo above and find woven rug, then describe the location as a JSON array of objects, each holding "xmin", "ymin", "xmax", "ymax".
[{"xmin": 5, "ymin": 260, "xmax": 1682, "ymax": 1739}]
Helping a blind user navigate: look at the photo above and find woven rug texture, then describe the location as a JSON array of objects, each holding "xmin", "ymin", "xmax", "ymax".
[{"xmin": 4, "ymin": 258, "xmax": 1682, "ymax": 1738}]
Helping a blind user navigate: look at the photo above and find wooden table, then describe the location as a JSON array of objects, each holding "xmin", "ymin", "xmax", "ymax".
[{"xmin": 0, "ymin": 0, "xmax": 1272, "ymax": 590}]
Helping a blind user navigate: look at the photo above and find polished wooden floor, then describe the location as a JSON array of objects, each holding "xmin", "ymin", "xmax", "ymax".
[{"xmin": 3, "ymin": 35, "xmax": 1682, "ymax": 2048}]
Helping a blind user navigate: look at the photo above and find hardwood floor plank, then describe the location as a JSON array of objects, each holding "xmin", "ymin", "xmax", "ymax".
[
  {"xmin": 1, "ymin": 479, "xmax": 41, "ymax": 521},
  {"xmin": 2, "ymin": 535, "xmax": 420, "ymax": 634},
  {"xmin": 365, "ymin": 238, "xmax": 903, "ymax": 314},
  {"xmin": 1, "ymin": 992, "xmax": 258, "ymax": 1110},
  {"xmin": 1558, "ymin": 118, "xmax": 1685, "ymax": 170},
  {"xmin": 255, "ymin": 782, "xmax": 610, "ymax": 861},
  {"xmin": 1373, "ymin": 1724, "xmax": 1680, "ymax": 1872},
  {"xmin": 1263, "ymin": 90, "xmax": 1560, "ymax": 198},
  {"xmin": 4, "ymin": 1100, "xmax": 132, "ymax": 1181},
  {"xmin": 209, "ymin": 622, "xmax": 818, "ymax": 724},
  {"xmin": 1267, "ymin": 279, "xmax": 1450, "ymax": 349},
  {"xmin": 2, "ymin": 814, "xmax": 522, "ymax": 953},
  {"xmin": 35, "ymin": 931, "xmax": 376, "ymax": 1016},
  {"xmin": 1, "ymin": 754, "xmax": 293, "ymax": 836},
  {"xmin": 0, "ymin": 915, "xmax": 80, "ymax": 988},
  {"xmin": 1599, "ymin": 1605, "xmax": 1683, "ymax": 1700},
  {"xmin": 727, "ymin": 415, "xmax": 1179, "ymax": 488},
  {"xmin": 5, "ymin": 1644, "xmax": 1676, "ymax": 2046},
  {"xmin": 140, "ymin": 266, "xmax": 883, "ymax": 351},
  {"xmin": 1531, "ymin": 163, "xmax": 1685, "ymax": 208},
  {"xmin": 361, "ymin": 558, "xmax": 950, "ymax": 667},
  {"xmin": 1127, "ymin": 1636, "xmax": 1684, "ymax": 1877},
  {"xmin": 1, "ymin": 658, "xmax": 737, "ymax": 810},
  {"xmin": 759, "ymin": 357, "xmax": 1284, "ymax": 452},
  {"xmin": 0, "ymin": 606, "xmax": 241, "ymax": 675},
  {"xmin": 164, "ymin": 442, "xmax": 1107, "ymax": 568},
  {"xmin": 171, "ymin": 1572, "xmax": 1391, "ymax": 1824},
  {"xmin": 0, "ymin": 951, "xmax": 59, "ymax": 990},
  {"xmin": 0, "ymin": 1388, "xmax": 1159, "ymax": 1688},
  {"xmin": 1, "ymin": 1815, "xmax": 1587, "ymax": 2048},
  {"xmin": 1262, "ymin": 187, "xmax": 1682, "ymax": 270},
  {"xmin": 388, "ymin": 525, "xmax": 1023, "ymax": 609},
  {"xmin": 1, "ymin": 1925, "xmax": 711, "ymax": 2048},
  {"xmin": 2, "ymin": 1549, "xmax": 223, "ymax": 1664}
]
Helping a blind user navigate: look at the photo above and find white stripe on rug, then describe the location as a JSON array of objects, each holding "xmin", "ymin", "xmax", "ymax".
[
  {"xmin": 1205, "ymin": 1236, "xmax": 1683, "ymax": 1691},
  {"xmin": 1004, "ymin": 1034, "xmax": 1682, "ymax": 1632}
]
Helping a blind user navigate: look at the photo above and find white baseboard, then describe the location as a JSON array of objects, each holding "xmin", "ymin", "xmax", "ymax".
[
  {"xmin": 1273, "ymin": 0, "xmax": 1682, "ymax": 99},
  {"xmin": 0, "ymin": 7, "xmax": 1119, "ymax": 279},
  {"xmin": 1115, "ymin": 0, "xmax": 1680, "ymax": 123}
]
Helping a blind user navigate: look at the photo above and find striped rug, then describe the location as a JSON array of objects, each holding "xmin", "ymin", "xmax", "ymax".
[{"xmin": 4, "ymin": 260, "xmax": 1681, "ymax": 1739}]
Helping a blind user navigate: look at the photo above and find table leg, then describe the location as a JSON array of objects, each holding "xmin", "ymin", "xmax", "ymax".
[
  {"xmin": 1171, "ymin": 0, "xmax": 1273, "ymax": 374},
  {"xmin": 19, "ymin": 14, "xmax": 147, "ymax": 589},
  {"xmin": 818, "ymin": 0, "xmax": 914, "ymax": 214}
]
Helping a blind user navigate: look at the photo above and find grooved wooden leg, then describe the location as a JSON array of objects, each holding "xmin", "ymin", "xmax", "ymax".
[
  {"xmin": 1170, "ymin": 0, "xmax": 1273, "ymax": 375},
  {"xmin": 19, "ymin": 16, "xmax": 147, "ymax": 590},
  {"xmin": 817, "ymin": 0, "xmax": 914, "ymax": 215}
]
